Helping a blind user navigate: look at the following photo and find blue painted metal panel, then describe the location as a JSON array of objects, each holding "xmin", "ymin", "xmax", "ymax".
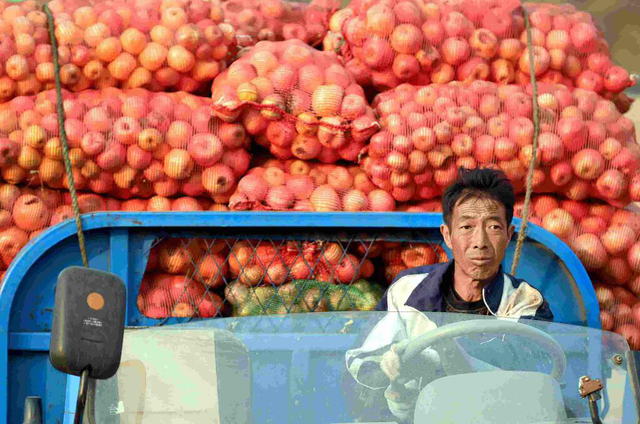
[{"xmin": 0, "ymin": 212, "xmax": 599, "ymax": 423}]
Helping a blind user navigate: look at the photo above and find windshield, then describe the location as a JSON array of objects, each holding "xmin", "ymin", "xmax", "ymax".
[{"xmin": 88, "ymin": 312, "xmax": 635, "ymax": 424}]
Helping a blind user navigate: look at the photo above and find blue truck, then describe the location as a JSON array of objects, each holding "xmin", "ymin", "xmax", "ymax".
[{"xmin": 1, "ymin": 212, "xmax": 639, "ymax": 423}]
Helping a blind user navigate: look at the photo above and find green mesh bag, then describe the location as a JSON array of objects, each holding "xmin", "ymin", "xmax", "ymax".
[{"xmin": 225, "ymin": 279, "xmax": 383, "ymax": 316}]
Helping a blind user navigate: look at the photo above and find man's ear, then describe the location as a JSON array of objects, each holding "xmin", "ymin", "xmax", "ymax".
[
  {"xmin": 441, "ymin": 223, "xmax": 453, "ymax": 250},
  {"xmin": 508, "ymin": 224, "xmax": 515, "ymax": 241}
]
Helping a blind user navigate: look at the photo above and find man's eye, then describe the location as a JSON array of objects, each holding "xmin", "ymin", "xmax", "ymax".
[
  {"xmin": 489, "ymin": 225, "xmax": 502, "ymax": 230},
  {"xmin": 460, "ymin": 225, "xmax": 472, "ymax": 230}
]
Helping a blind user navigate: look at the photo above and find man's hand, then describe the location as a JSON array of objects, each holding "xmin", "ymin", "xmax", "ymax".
[{"xmin": 380, "ymin": 341, "xmax": 408, "ymax": 381}]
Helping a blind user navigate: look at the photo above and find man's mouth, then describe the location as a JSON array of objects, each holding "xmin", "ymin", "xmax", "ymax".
[{"xmin": 470, "ymin": 258, "xmax": 492, "ymax": 265}]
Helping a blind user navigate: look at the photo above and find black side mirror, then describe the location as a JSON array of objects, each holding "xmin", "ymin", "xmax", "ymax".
[{"xmin": 49, "ymin": 266, "xmax": 126, "ymax": 423}]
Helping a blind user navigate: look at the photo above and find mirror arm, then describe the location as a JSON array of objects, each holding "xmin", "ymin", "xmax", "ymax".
[{"xmin": 73, "ymin": 367, "xmax": 91, "ymax": 424}]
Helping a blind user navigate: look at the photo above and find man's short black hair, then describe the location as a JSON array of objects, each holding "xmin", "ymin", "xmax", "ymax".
[{"xmin": 442, "ymin": 168, "xmax": 515, "ymax": 227}]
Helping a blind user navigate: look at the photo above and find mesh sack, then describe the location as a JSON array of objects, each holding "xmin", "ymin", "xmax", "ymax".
[
  {"xmin": 225, "ymin": 278, "xmax": 384, "ymax": 316},
  {"xmin": 0, "ymin": 88, "xmax": 250, "ymax": 199},
  {"xmin": 360, "ymin": 81, "xmax": 639, "ymax": 207},
  {"xmin": 229, "ymin": 158, "xmax": 397, "ymax": 211},
  {"xmin": 511, "ymin": 194, "xmax": 640, "ymax": 347},
  {"xmin": 45, "ymin": 0, "xmax": 237, "ymax": 93},
  {"xmin": 332, "ymin": 0, "xmax": 635, "ymax": 108},
  {"xmin": 219, "ymin": 0, "xmax": 339, "ymax": 48},
  {"xmin": 227, "ymin": 239, "xmax": 376, "ymax": 286},
  {"xmin": 211, "ymin": 39, "xmax": 379, "ymax": 164},
  {"xmin": 0, "ymin": 189, "xmax": 227, "ymax": 285},
  {"xmin": 594, "ymin": 282, "xmax": 640, "ymax": 349},
  {"xmin": 0, "ymin": 1, "xmax": 52, "ymax": 101},
  {"xmin": 137, "ymin": 272, "xmax": 226, "ymax": 318},
  {"xmin": 381, "ymin": 241, "xmax": 449, "ymax": 284}
]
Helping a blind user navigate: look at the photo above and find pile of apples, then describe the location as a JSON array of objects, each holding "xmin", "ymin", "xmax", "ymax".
[
  {"xmin": 211, "ymin": 39, "xmax": 379, "ymax": 164},
  {"xmin": 40, "ymin": 0, "xmax": 237, "ymax": 93},
  {"xmin": 136, "ymin": 236, "xmax": 230, "ymax": 318},
  {"xmin": 381, "ymin": 241, "xmax": 449, "ymax": 283},
  {"xmin": 360, "ymin": 81, "xmax": 639, "ymax": 206},
  {"xmin": 0, "ymin": 88, "xmax": 251, "ymax": 199},
  {"xmin": 229, "ymin": 158, "xmax": 397, "ymax": 212},
  {"xmin": 137, "ymin": 273, "xmax": 225, "ymax": 318},
  {"xmin": 220, "ymin": 0, "xmax": 339, "ymax": 48},
  {"xmin": 332, "ymin": 0, "xmax": 634, "ymax": 109},
  {"xmin": 228, "ymin": 239, "xmax": 375, "ymax": 286},
  {"xmin": 0, "ymin": 1, "xmax": 52, "ymax": 101}
]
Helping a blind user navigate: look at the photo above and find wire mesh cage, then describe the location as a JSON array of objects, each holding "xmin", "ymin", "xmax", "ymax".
[{"xmin": 136, "ymin": 230, "xmax": 450, "ymax": 324}]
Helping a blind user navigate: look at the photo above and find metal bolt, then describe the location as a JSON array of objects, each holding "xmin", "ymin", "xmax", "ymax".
[{"xmin": 613, "ymin": 354, "xmax": 623, "ymax": 365}]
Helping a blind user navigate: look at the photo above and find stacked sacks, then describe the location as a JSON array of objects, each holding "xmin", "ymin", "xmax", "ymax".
[
  {"xmin": 330, "ymin": 0, "xmax": 634, "ymax": 110},
  {"xmin": 45, "ymin": 0, "xmax": 237, "ymax": 93},
  {"xmin": 0, "ymin": 184, "xmax": 223, "ymax": 284},
  {"xmin": 136, "ymin": 235, "xmax": 381, "ymax": 318},
  {"xmin": 229, "ymin": 158, "xmax": 396, "ymax": 212},
  {"xmin": 0, "ymin": 88, "xmax": 251, "ymax": 200},
  {"xmin": 359, "ymin": 81, "xmax": 638, "ymax": 206},
  {"xmin": 219, "ymin": 0, "xmax": 339, "ymax": 48},
  {"xmin": 211, "ymin": 39, "xmax": 379, "ymax": 163}
]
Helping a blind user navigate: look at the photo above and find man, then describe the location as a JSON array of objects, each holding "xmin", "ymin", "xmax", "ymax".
[{"xmin": 345, "ymin": 168, "xmax": 553, "ymax": 422}]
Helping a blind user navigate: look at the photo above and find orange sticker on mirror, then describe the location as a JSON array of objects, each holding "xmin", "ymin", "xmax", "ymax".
[{"xmin": 87, "ymin": 292, "xmax": 104, "ymax": 311}]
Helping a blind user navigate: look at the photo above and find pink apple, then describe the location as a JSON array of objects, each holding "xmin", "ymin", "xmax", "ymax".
[
  {"xmin": 570, "ymin": 23, "xmax": 598, "ymax": 54},
  {"xmin": 113, "ymin": 117, "xmax": 141, "ymax": 145},
  {"xmin": 595, "ymin": 169, "xmax": 626, "ymax": 200},
  {"xmin": 96, "ymin": 143, "xmax": 126, "ymax": 171},
  {"xmin": 571, "ymin": 149, "xmax": 604, "ymax": 180},
  {"xmin": 550, "ymin": 161, "xmax": 573, "ymax": 186},
  {"xmin": 81, "ymin": 131, "xmax": 107, "ymax": 156},
  {"xmin": 188, "ymin": 133, "xmax": 224, "ymax": 167},
  {"xmin": 0, "ymin": 138, "xmax": 19, "ymax": 167},
  {"xmin": 126, "ymin": 144, "xmax": 153, "ymax": 170},
  {"xmin": 538, "ymin": 132, "xmax": 564, "ymax": 164},
  {"xmin": 557, "ymin": 117, "xmax": 587, "ymax": 152}
]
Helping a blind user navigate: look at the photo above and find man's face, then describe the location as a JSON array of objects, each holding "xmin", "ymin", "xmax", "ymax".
[{"xmin": 440, "ymin": 195, "xmax": 515, "ymax": 281}]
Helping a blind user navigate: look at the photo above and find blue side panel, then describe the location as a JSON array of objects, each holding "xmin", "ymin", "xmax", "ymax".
[
  {"xmin": 9, "ymin": 231, "xmax": 112, "ymax": 332},
  {"xmin": 309, "ymin": 352, "xmax": 354, "ymax": 423},
  {"xmin": 8, "ymin": 351, "xmax": 67, "ymax": 424},
  {"xmin": 250, "ymin": 351, "xmax": 290, "ymax": 424}
]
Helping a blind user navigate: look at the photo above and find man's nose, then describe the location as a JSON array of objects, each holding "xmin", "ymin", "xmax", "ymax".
[{"xmin": 472, "ymin": 227, "xmax": 489, "ymax": 249}]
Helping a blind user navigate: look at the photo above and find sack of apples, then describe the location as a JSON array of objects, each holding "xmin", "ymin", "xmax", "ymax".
[
  {"xmin": 595, "ymin": 282, "xmax": 640, "ymax": 349},
  {"xmin": 44, "ymin": 0, "xmax": 237, "ymax": 93},
  {"xmin": 359, "ymin": 81, "xmax": 638, "ymax": 207},
  {"xmin": 381, "ymin": 241, "xmax": 449, "ymax": 284},
  {"xmin": 0, "ymin": 88, "xmax": 251, "ymax": 200},
  {"xmin": 0, "ymin": 0, "xmax": 52, "ymax": 101},
  {"xmin": 137, "ymin": 272, "xmax": 225, "ymax": 318},
  {"xmin": 227, "ymin": 238, "xmax": 376, "ymax": 286},
  {"xmin": 211, "ymin": 39, "xmax": 379, "ymax": 164},
  {"xmin": 332, "ymin": 0, "xmax": 634, "ymax": 109},
  {"xmin": 219, "ymin": 0, "xmax": 339, "ymax": 48},
  {"xmin": 515, "ymin": 194, "xmax": 640, "ymax": 348},
  {"xmin": 0, "ymin": 186, "xmax": 228, "ymax": 285},
  {"xmin": 229, "ymin": 158, "xmax": 397, "ymax": 212}
]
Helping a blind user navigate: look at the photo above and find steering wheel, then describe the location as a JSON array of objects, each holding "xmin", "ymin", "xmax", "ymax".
[{"xmin": 401, "ymin": 319, "xmax": 567, "ymax": 382}]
